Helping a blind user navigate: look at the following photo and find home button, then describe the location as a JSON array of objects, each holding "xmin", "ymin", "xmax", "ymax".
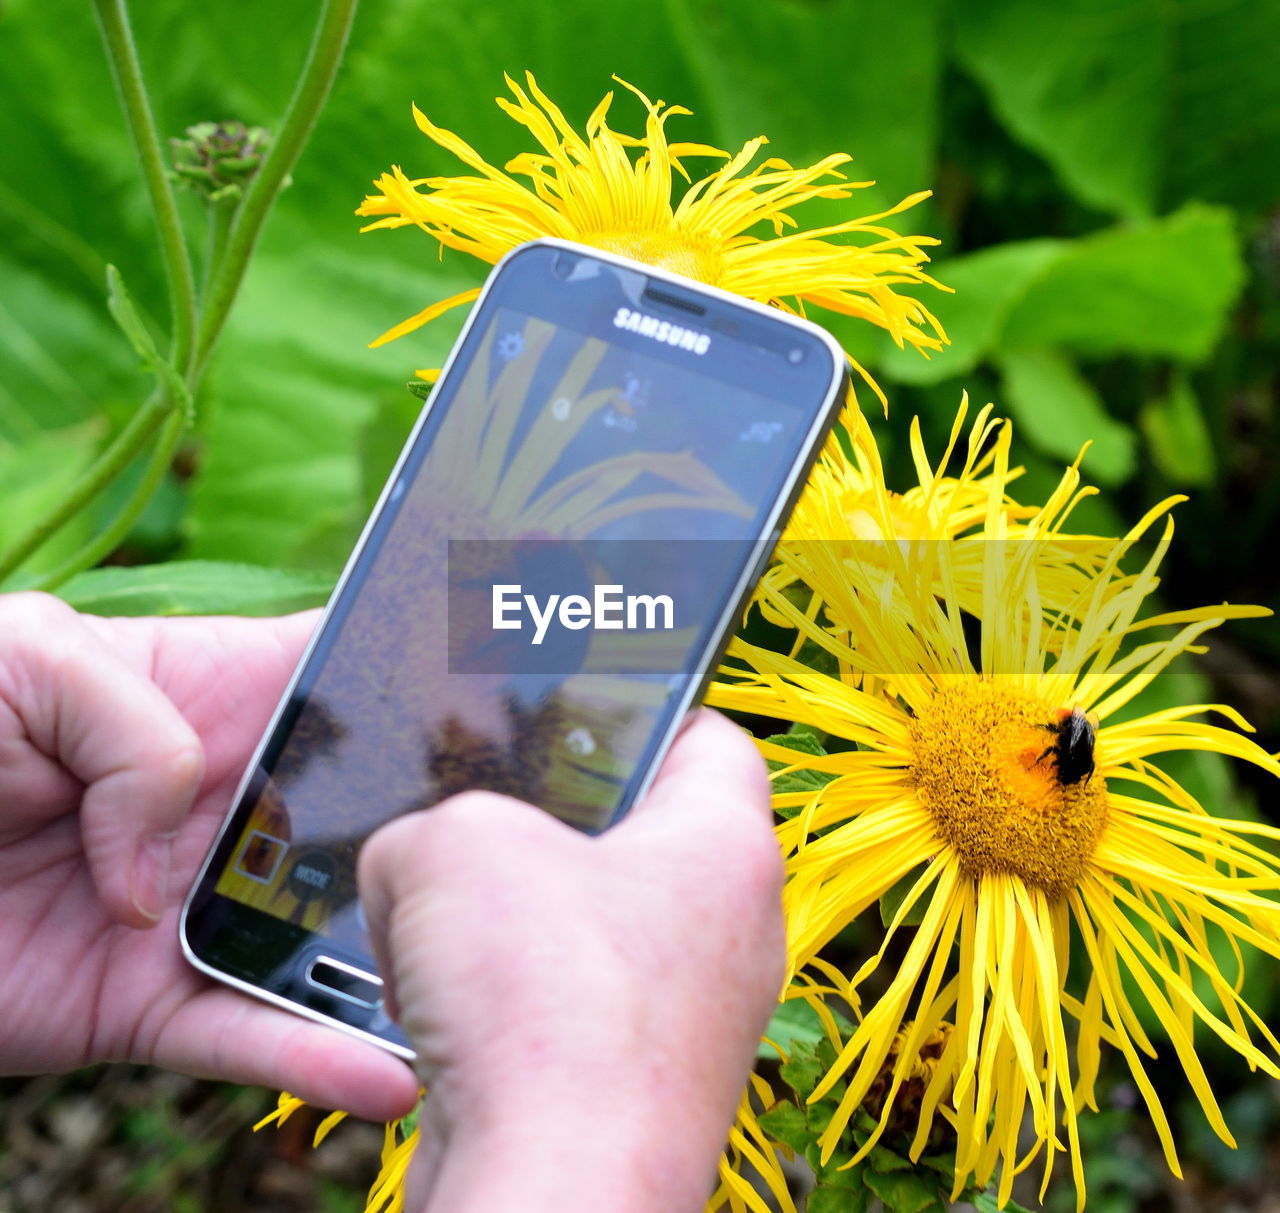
[{"xmin": 306, "ymin": 956, "xmax": 384, "ymax": 1010}]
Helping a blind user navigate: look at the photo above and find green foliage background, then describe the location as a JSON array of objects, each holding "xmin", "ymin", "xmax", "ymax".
[
  {"xmin": 1, "ymin": 0, "xmax": 1278, "ymax": 1207},
  {"xmin": 3, "ymin": 0, "xmax": 1278, "ymax": 607}
]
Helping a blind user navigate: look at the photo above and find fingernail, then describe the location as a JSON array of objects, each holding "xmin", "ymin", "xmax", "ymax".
[{"xmin": 131, "ymin": 832, "xmax": 176, "ymax": 923}]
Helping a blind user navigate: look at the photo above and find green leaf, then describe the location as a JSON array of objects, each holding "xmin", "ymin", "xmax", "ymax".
[
  {"xmin": 808, "ymin": 1099, "xmax": 837, "ymax": 1139},
  {"xmin": 805, "ymin": 1139, "xmax": 826, "ymax": 1175},
  {"xmin": 954, "ymin": 0, "xmax": 1166, "ymax": 218},
  {"xmin": 0, "ymin": 2, "xmax": 146, "ymax": 305},
  {"xmin": 1139, "ymin": 372, "xmax": 1215, "ymax": 487},
  {"xmin": 917, "ymin": 1151, "xmax": 960, "ymax": 1177},
  {"xmin": 813, "ymin": 1150, "xmax": 864, "ymax": 1190},
  {"xmin": 954, "ymin": 0, "xmax": 1280, "ymax": 218},
  {"xmin": 764, "ymin": 729, "xmax": 828, "ymax": 762},
  {"xmin": 359, "ymin": 387, "xmax": 424, "ymax": 511},
  {"xmin": 397, "ymin": 1103, "xmax": 422, "ymax": 1138},
  {"xmin": 764, "ymin": 728, "xmax": 837, "ymax": 807},
  {"xmin": 58, "ymin": 559, "xmax": 335, "ymax": 617},
  {"xmin": 186, "ymin": 249, "xmax": 466, "ymax": 570},
  {"xmin": 996, "ymin": 349, "xmax": 1136, "ymax": 485},
  {"xmin": 884, "ymin": 207, "xmax": 1245, "ymax": 392},
  {"xmin": 1161, "ymin": 0, "xmax": 1280, "ymax": 214},
  {"xmin": 879, "ymin": 865, "xmax": 931, "ymax": 928},
  {"xmin": 105, "ymin": 265, "xmax": 193, "ymax": 422},
  {"xmin": 296, "ymin": 0, "xmax": 707, "ymax": 254},
  {"xmin": 0, "ymin": 423, "xmax": 104, "ymax": 580},
  {"xmin": 659, "ymin": 0, "xmax": 947, "ymax": 370},
  {"xmin": 756, "ymin": 1101, "xmax": 811, "ymax": 1154},
  {"xmin": 866, "ymin": 1142, "xmax": 913, "ymax": 1174},
  {"xmin": 863, "ymin": 1168, "xmax": 948, "ymax": 1213},
  {"xmin": 1000, "ymin": 204, "xmax": 1245, "ymax": 362},
  {"xmin": 778, "ymin": 1039, "xmax": 826, "ymax": 1102},
  {"xmin": 880, "ymin": 240, "xmax": 1067, "ymax": 387},
  {"xmin": 808, "ymin": 1184, "xmax": 873, "ymax": 1213},
  {"xmin": 105, "ymin": 265, "xmax": 165, "ymax": 370},
  {"xmin": 665, "ymin": 0, "xmax": 944, "ymax": 219},
  {"xmin": 0, "ymin": 255, "xmax": 142, "ymax": 442},
  {"xmin": 759, "ymin": 998, "xmax": 854, "ymax": 1061},
  {"xmin": 785, "ymin": 718, "xmax": 827, "ymax": 744}
]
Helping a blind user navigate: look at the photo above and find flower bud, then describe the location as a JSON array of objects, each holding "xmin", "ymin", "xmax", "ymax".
[{"xmin": 169, "ymin": 121, "xmax": 272, "ymax": 202}]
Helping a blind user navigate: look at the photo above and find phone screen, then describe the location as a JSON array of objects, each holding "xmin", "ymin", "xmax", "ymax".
[{"xmin": 183, "ymin": 242, "xmax": 844, "ymax": 1048}]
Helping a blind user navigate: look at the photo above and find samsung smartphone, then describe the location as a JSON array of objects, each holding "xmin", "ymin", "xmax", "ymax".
[{"xmin": 180, "ymin": 238, "xmax": 847, "ymax": 1056}]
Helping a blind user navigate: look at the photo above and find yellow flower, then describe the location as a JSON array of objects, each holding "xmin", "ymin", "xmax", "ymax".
[
  {"xmin": 357, "ymin": 73, "xmax": 949, "ymax": 405},
  {"xmin": 257, "ymin": 1094, "xmax": 420, "ymax": 1213},
  {"xmin": 708, "ymin": 1075, "xmax": 798, "ymax": 1213},
  {"xmin": 709, "ymin": 434, "xmax": 1280, "ymax": 1207},
  {"xmin": 759, "ymin": 399, "xmax": 1117, "ymax": 659}
]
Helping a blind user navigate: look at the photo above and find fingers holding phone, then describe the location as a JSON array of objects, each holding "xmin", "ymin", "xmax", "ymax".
[
  {"xmin": 357, "ymin": 709, "xmax": 785, "ymax": 1212},
  {"xmin": 181, "ymin": 238, "xmax": 842, "ymax": 1055},
  {"xmin": 0, "ymin": 591, "xmax": 205, "ymax": 927}
]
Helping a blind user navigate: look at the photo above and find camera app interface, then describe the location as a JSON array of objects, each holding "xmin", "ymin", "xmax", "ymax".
[{"xmin": 212, "ymin": 299, "xmax": 815, "ymax": 950}]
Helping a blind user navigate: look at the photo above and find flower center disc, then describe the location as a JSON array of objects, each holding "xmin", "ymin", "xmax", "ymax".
[
  {"xmin": 908, "ymin": 680, "xmax": 1108, "ymax": 898},
  {"xmin": 585, "ymin": 230, "xmax": 724, "ymax": 284}
]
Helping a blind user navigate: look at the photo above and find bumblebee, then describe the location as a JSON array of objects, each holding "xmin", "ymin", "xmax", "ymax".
[{"xmin": 1037, "ymin": 707, "xmax": 1096, "ymax": 787}]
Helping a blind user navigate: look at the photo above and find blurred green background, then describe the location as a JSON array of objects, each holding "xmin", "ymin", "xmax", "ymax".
[{"xmin": 1, "ymin": 0, "xmax": 1278, "ymax": 1209}]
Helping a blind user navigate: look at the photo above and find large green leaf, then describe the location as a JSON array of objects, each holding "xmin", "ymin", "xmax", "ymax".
[
  {"xmin": 1162, "ymin": 0, "xmax": 1280, "ymax": 213},
  {"xmin": 665, "ymin": 0, "xmax": 944, "ymax": 217},
  {"xmin": 1139, "ymin": 371, "xmax": 1216, "ymax": 487},
  {"xmin": 0, "ymin": 255, "xmax": 142, "ymax": 441},
  {"xmin": 185, "ymin": 248, "xmax": 472, "ymax": 570},
  {"xmin": 0, "ymin": 0, "xmax": 149, "ymax": 308},
  {"xmin": 287, "ymin": 0, "xmax": 708, "ymax": 253},
  {"xmin": 997, "ymin": 349, "xmax": 1136, "ymax": 485},
  {"xmin": 954, "ymin": 0, "xmax": 1167, "ymax": 219},
  {"xmin": 59, "ymin": 559, "xmax": 334, "ymax": 617},
  {"xmin": 880, "ymin": 239, "xmax": 1066, "ymax": 386},
  {"xmin": 1000, "ymin": 204, "xmax": 1244, "ymax": 361},
  {"xmin": 0, "ymin": 423, "xmax": 104, "ymax": 580},
  {"xmin": 881, "ymin": 207, "xmax": 1244, "ymax": 399},
  {"xmin": 955, "ymin": 0, "xmax": 1280, "ymax": 218}
]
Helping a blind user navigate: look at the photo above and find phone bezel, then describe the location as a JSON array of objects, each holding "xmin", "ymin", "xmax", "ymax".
[{"xmin": 179, "ymin": 236, "xmax": 851, "ymax": 1058}]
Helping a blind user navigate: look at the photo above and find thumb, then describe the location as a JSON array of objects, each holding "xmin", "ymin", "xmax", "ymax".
[
  {"xmin": 610, "ymin": 708, "xmax": 773, "ymax": 837},
  {"xmin": 358, "ymin": 790, "xmax": 557, "ymax": 1026}
]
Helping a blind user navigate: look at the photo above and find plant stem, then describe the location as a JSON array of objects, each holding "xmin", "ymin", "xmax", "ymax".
[
  {"xmin": 202, "ymin": 200, "xmax": 237, "ymax": 303},
  {"xmin": 33, "ymin": 410, "xmax": 187, "ymax": 592},
  {"xmin": 92, "ymin": 0, "xmax": 197, "ymax": 374},
  {"xmin": 0, "ymin": 392, "xmax": 171, "ymax": 583},
  {"xmin": 194, "ymin": 0, "xmax": 360, "ymax": 375},
  {"xmin": 5, "ymin": 0, "xmax": 359, "ymax": 587}
]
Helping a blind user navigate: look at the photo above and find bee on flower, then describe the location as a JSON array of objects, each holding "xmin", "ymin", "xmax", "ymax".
[{"xmin": 711, "ymin": 405, "xmax": 1280, "ymax": 1208}]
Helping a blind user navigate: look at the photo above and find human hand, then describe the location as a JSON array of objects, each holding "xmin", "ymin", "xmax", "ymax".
[
  {"xmin": 359, "ymin": 709, "xmax": 785, "ymax": 1213},
  {"xmin": 0, "ymin": 592, "xmax": 417, "ymax": 1120}
]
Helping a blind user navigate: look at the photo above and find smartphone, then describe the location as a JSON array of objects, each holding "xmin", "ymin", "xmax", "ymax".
[{"xmin": 180, "ymin": 238, "xmax": 848, "ymax": 1056}]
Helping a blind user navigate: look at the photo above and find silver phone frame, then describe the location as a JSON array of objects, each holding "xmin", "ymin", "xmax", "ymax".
[{"xmin": 179, "ymin": 236, "xmax": 850, "ymax": 1060}]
